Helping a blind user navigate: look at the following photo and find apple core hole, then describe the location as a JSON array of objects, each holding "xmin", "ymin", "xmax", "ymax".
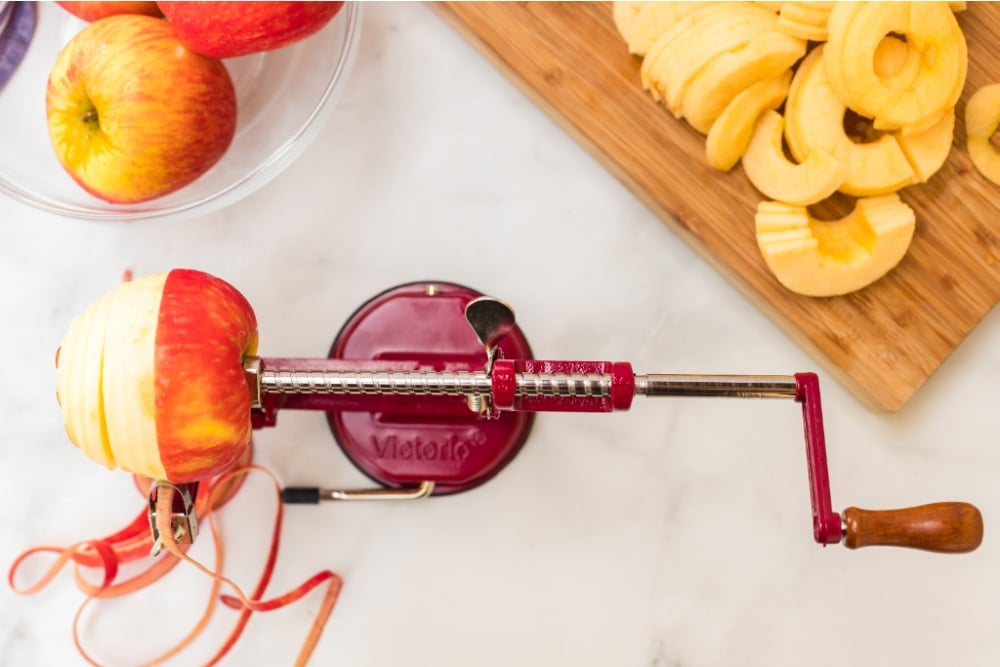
[
  {"xmin": 807, "ymin": 191, "xmax": 857, "ymax": 222},
  {"xmin": 843, "ymin": 109, "xmax": 886, "ymax": 144},
  {"xmin": 780, "ymin": 133, "xmax": 797, "ymax": 163},
  {"xmin": 990, "ymin": 128, "xmax": 1000, "ymax": 153}
]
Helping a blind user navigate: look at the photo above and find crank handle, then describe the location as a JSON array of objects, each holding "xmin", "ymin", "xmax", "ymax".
[{"xmin": 842, "ymin": 502, "xmax": 983, "ymax": 553}]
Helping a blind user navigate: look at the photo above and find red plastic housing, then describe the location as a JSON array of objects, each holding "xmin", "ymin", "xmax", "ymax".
[{"xmin": 260, "ymin": 282, "xmax": 535, "ymax": 495}]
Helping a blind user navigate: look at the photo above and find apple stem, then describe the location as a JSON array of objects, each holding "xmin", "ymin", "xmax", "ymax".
[{"xmin": 80, "ymin": 109, "xmax": 98, "ymax": 125}]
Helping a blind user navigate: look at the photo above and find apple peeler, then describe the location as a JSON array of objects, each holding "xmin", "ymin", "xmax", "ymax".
[{"xmin": 149, "ymin": 282, "xmax": 983, "ymax": 555}]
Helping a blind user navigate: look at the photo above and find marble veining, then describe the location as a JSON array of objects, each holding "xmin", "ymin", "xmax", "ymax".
[{"xmin": 1, "ymin": 3, "xmax": 998, "ymax": 666}]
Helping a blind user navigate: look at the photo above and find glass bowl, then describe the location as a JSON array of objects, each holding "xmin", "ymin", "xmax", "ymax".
[{"xmin": 0, "ymin": 2, "xmax": 361, "ymax": 222}]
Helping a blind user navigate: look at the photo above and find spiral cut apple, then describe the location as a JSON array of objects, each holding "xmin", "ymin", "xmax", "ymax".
[
  {"xmin": 784, "ymin": 44, "xmax": 955, "ymax": 197},
  {"xmin": 824, "ymin": 2, "xmax": 967, "ymax": 133},
  {"xmin": 775, "ymin": 2, "xmax": 833, "ymax": 42},
  {"xmin": 613, "ymin": 1, "xmax": 707, "ymax": 57},
  {"xmin": 615, "ymin": 1, "xmax": 972, "ymax": 296},
  {"xmin": 755, "ymin": 196, "xmax": 916, "ymax": 297},
  {"xmin": 55, "ymin": 269, "xmax": 258, "ymax": 483}
]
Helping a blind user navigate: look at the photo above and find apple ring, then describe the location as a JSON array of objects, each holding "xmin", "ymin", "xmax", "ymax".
[
  {"xmin": 965, "ymin": 83, "xmax": 1000, "ymax": 186},
  {"xmin": 755, "ymin": 195, "xmax": 916, "ymax": 296},
  {"xmin": 824, "ymin": 2, "xmax": 966, "ymax": 132},
  {"xmin": 742, "ymin": 110, "xmax": 847, "ymax": 206},
  {"xmin": 785, "ymin": 46, "xmax": 915, "ymax": 196}
]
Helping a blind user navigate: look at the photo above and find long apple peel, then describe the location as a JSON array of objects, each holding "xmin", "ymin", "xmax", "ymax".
[
  {"xmin": 9, "ymin": 445, "xmax": 342, "ymax": 665},
  {"xmin": 151, "ymin": 465, "xmax": 344, "ymax": 667}
]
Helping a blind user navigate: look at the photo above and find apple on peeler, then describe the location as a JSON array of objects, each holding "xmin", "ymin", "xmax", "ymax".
[{"xmin": 56, "ymin": 269, "xmax": 258, "ymax": 483}]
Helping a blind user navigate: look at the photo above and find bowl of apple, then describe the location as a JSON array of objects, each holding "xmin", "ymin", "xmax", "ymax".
[{"xmin": 0, "ymin": 1, "xmax": 361, "ymax": 222}]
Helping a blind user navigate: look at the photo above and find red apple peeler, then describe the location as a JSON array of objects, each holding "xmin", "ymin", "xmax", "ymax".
[{"xmin": 151, "ymin": 282, "xmax": 983, "ymax": 555}]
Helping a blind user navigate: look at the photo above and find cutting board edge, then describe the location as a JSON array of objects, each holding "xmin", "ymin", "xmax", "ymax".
[{"xmin": 431, "ymin": 1, "xmax": 912, "ymax": 413}]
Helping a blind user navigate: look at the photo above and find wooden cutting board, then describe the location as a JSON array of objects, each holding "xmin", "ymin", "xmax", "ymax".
[{"xmin": 432, "ymin": 1, "xmax": 1000, "ymax": 412}]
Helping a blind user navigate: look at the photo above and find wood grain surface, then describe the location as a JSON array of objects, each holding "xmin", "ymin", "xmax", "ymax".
[{"xmin": 432, "ymin": 1, "xmax": 1000, "ymax": 411}]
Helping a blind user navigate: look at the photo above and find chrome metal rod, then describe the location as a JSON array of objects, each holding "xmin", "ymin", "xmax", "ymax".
[
  {"xmin": 321, "ymin": 480, "xmax": 436, "ymax": 501},
  {"xmin": 261, "ymin": 369, "xmax": 492, "ymax": 395},
  {"xmin": 634, "ymin": 374, "xmax": 797, "ymax": 399},
  {"xmin": 257, "ymin": 368, "xmax": 613, "ymax": 397},
  {"xmin": 251, "ymin": 360, "xmax": 795, "ymax": 401}
]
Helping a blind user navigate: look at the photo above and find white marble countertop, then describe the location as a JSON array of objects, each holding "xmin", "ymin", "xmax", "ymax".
[{"xmin": 2, "ymin": 3, "xmax": 999, "ymax": 666}]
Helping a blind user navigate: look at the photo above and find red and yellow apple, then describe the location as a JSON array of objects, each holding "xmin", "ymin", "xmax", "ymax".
[
  {"xmin": 45, "ymin": 15, "xmax": 237, "ymax": 204},
  {"xmin": 157, "ymin": 1, "xmax": 344, "ymax": 59},
  {"xmin": 55, "ymin": 269, "xmax": 258, "ymax": 483},
  {"xmin": 56, "ymin": 2, "xmax": 163, "ymax": 22}
]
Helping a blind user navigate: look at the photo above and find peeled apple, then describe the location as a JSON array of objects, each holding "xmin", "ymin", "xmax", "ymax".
[{"xmin": 55, "ymin": 269, "xmax": 258, "ymax": 483}]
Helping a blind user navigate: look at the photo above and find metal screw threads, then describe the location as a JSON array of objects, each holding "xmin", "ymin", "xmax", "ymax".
[{"xmin": 263, "ymin": 369, "xmax": 492, "ymax": 396}]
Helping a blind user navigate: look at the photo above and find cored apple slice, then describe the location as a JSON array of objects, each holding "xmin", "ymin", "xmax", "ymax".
[
  {"xmin": 681, "ymin": 29, "xmax": 805, "ymax": 134},
  {"xmin": 776, "ymin": 2, "xmax": 833, "ymax": 42},
  {"xmin": 642, "ymin": 3, "xmax": 777, "ymax": 112},
  {"xmin": 965, "ymin": 83, "xmax": 1000, "ymax": 186},
  {"xmin": 742, "ymin": 110, "xmax": 848, "ymax": 206},
  {"xmin": 755, "ymin": 195, "xmax": 916, "ymax": 296},
  {"xmin": 612, "ymin": 1, "xmax": 646, "ymax": 44},
  {"xmin": 56, "ymin": 269, "xmax": 258, "ymax": 482},
  {"xmin": 615, "ymin": 2, "xmax": 707, "ymax": 56},
  {"xmin": 824, "ymin": 2, "xmax": 966, "ymax": 132},
  {"xmin": 705, "ymin": 71, "xmax": 791, "ymax": 171},
  {"xmin": 785, "ymin": 46, "xmax": 915, "ymax": 196},
  {"xmin": 874, "ymin": 35, "xmax": 921, "ymax": 93},
  {"xmin": 897, "ymin": 110, "xmax": 955, "ymax": 184}
]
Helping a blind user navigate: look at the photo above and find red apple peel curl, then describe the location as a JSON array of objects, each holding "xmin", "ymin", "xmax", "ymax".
[{"xmin": 9, "ymin": 451, "xmax": 344, "ymax": 666}]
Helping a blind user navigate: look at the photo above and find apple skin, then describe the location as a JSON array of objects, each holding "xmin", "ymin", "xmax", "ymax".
[
  {"xmin": 45, "ymin": 15, "xmax": 237, "ymax": 204},
  {"xmin": 57, "ymin": 2, "xmax": 163, "ymax": 22},
  {"xmin": 154, "ymin": 269, "xmax": 258, "ymax": 482},
  {"xmin": 157, "ymin": 1, "xmax": 344, "ymax": 58}
]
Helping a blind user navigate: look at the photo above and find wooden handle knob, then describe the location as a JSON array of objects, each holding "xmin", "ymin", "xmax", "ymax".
[{"xmin": 843, "ymin": 502, "xmax": 983, "ymax": 553}]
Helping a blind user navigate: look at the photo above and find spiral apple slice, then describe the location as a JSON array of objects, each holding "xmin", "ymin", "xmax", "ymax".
[
  {"xmin": 642, "ymin": 3, "xmax": 777, "ymax": 112},
  {"xmin": 681, "ymin": 29, "xmax": 805, "ymax": 134},
  {"xmin": 612, "ymin": 1, "xmax": 646, "ymax": 44},
  {"xmin": 616, "ymin": 2, "xmax": 707, "ymax": 56},
  {"xmin": 965, "ymin": 83, "xmax": 1000, "ymax": 186},
  {"xmin": 56, "ymin": 291, "xmax": 116, "ymax": 469},
  {"xmin": 785, "ymin": 46, "xmax": 915, "ymax": 197},
  {"xmin": 824, "ymin": 2, "xmax": 966, "ymax": 132},
  {"xmin": 755, "ymin": 195, "xmax": 916, "ymax": 296},
  {"xmin": 874, "ymin": 35, "xmax": 921, "ymax": 93},
  {"xmin": 896, "ymin": 110, "xmax": 955, "ymax": 184},
  {"xmin": 776, "ymin": 2, "xmax": 833, "ymax": 42},
  {"xmin": 705, "ymin": 71, "xmax": 791, "ymax": 172},
  {"xmin": 742, "ymin": 110, "xmax": 848, "ymax": 206}
]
